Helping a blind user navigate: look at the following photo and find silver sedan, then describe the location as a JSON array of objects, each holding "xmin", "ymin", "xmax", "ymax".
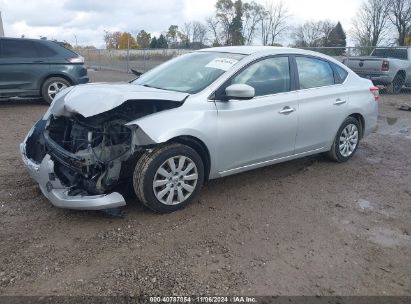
[{"xmin": 20, "ymin": 46, "xmax": 379, "ymax": 213}]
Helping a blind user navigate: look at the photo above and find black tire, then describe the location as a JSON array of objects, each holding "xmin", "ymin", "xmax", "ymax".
[
  {"xmin": 41, "ymin": 77, "xmax": 71, "ymax": 104},
  {"xmin": 133, "ymin": 143, "xmax": 204, "ymax": 213},
  {"xmin": 386, "ymin": 73, "xmax": 405, "ymax": 94},
  {"xmin": 326, "ymin": 117, "xmax": 361, "ymax": 163}
]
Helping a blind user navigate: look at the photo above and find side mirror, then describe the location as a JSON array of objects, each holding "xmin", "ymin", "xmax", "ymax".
[{"xmin": 225, "ymin": 84, "xmax": 255, "ymax": 100}]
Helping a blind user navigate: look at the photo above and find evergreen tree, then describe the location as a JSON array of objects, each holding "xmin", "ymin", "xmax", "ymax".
[
  {"xmin": 230, "ymin": 0, "xmax": 244, "ymax": 45},
  {"xmin": 157, "ymin": 34, "xmax": 168, "ymax": 48},
  {"xmin": 327, "ymin": 22, "xmax": 347, "ymax": 55},
  {"xmin": 150, "ymin": 37, "xmax": 158, "ymax": 49}
]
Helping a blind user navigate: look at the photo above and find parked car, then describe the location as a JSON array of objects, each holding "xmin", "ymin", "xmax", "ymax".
[
  {"xmin": 20, "ymin": 46, "xmax": 379, "ymax": 213},
  {"xmin": 343, "ymin": 47, "xmax": 411, "ymax": 94},
  {"xmin": 0, "ymin": 37, "xmax": 89, "ymax": 103}
]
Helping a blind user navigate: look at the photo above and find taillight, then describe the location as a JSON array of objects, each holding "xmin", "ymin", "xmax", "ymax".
[
  {"xmin": 66, "ymin": 56, "xmax": 84, "ymax": 63},
  {"xmin": 370, "ymin": 87, "xmax": 379, "ymax": 101},
  {"xmin": 381, "ymin": 60, "xmax": 389, "ymax": 71}
]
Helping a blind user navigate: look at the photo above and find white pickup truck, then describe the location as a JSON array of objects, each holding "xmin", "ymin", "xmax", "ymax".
[{"xmin": 343, "ymin": 47, "xmax": 411, "ymax": 94}]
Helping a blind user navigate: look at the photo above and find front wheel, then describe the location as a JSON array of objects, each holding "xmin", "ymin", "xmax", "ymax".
[
  {"xmin": 133, "ymin": 143, "xmax": 204, "ymax": 213},
  {"xmin": 326, "ymin": 117, "xmax": 361, "ymax": 162}
]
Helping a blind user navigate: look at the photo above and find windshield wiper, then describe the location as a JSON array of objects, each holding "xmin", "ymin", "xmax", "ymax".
[
  {"xmin": 142, "ymin": 84, "xmax": 164, "ymax": 90},
  {"xmin": 141, "ymin": 84, "xmax": 187, "ymax": 94}
]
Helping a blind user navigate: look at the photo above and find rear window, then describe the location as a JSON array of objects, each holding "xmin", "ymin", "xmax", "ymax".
[
  {"xmin": 371, "ymin": 48, "xmax": 408, "ymax": 60},
  {"xmin": 51, "ymin": 41, "xmax": 79, "ymax": 57},
  {"xmin": 296, "ymin": 56, "xmax": 335, "ymax": 89},
  {"xmin": 1, "ymin": 39, "xmax": 38, "ymax": 58},
  {"xmin": 332, "ymin": 63, "xmax": 348, "ymax": 84}
]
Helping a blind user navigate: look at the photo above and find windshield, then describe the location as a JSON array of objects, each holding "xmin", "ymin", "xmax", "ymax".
[
  {"xmin": 133, "ymin": 52, "xmax": 246, "ymax": 94},
  {"xmin": 371, "ymin": 48, "xmax": 408, "ymax": 60}
]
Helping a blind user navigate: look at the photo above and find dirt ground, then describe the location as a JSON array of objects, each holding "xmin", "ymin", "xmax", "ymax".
[{"xmin": 0, "ymin": 70, "xmax": 410, "ymax": 296}]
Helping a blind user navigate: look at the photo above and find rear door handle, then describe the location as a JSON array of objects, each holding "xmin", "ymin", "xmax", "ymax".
[
  {"xmin": 279, "ymin": 106, "xmax": 296, "ymax": 115},
  {"xmin": 334, "ymin": 98, "xmax": 346, "ymax": 105}
]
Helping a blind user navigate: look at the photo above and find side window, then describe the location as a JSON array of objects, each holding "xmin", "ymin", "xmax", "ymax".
[
  {"xmin": 231, "ymin": 57, "xmax": 290, "ymax": 96},
  {"xmin": 332, "ymin": 63, "xmax": 348, "ymax": 84},
  {"xmin": 2, "ymin": 40, "xmax": 38, "ymax": 58},
  {"xmin": 36, "ymin": 43, "xmax": 57, "ymax": 57},
  {"xmin": 296, "ymin": 57, "xmax": 335, "ymax": 89}
]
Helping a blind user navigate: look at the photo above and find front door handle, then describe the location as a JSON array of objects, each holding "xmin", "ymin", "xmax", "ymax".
[
  {"xmin": 279, "ymin": 106, "xmax": 296, "ymax": 115},
  {"xmin": 334, "ymin": 98, "xmax": 346, "ymax": 105}
]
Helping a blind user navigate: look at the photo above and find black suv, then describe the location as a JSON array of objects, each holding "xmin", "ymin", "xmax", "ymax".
[{"xmin": 0, "ymin": 37, "xmax": 89, "ymax": 103}]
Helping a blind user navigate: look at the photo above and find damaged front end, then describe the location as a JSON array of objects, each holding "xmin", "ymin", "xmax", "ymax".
[
  {"xmin": 44, "ymin": 105, "xmax": 141, "ymax": 196},
  {"xmin": 21, "ymin": 85, "xmax": 187, "ymax": 210}
]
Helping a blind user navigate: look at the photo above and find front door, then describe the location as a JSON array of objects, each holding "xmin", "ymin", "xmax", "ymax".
[{"xmin": 215, "ymin": 56, "xmax": 298, "ymax": 174}]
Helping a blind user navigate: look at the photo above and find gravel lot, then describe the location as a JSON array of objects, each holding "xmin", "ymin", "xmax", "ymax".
[{"xmin": 0, "ymin": 70, "xmax": 410, "ymax": 296}]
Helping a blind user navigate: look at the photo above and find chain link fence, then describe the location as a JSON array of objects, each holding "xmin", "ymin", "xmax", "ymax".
[
  {"xmin": 79, "ymin": 48, "xmax": 191, "ymax": 74},
  {"xmin": 79, "ymin": 46, "xmax": 411, "ymax": 94}
]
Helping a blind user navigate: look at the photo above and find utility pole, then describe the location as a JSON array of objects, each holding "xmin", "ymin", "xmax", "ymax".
[
  {"xmin": 126, "ymin": 34, "xmax": 130, "ymax": 73},
  {"xmin": 0, "ymin": 11, "xmax": 5, "ymax": 37}
]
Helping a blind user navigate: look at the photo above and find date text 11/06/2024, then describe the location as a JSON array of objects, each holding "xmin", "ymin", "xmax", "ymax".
[{"xmin": 149, "ymin": 296, "xmax": 257, "ymax": 303}]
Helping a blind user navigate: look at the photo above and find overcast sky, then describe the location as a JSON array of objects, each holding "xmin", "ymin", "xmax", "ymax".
[{"xmin": 0, "ymin": 0, "xmax": 361, "ymax": 48}]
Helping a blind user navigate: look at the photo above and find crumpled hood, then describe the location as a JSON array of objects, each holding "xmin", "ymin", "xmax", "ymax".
[{"xmin": 45, "ymin": 83, "xmax": 189, "ymax": 118}]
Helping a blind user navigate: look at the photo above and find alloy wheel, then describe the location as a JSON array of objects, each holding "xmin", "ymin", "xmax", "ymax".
[
  {"xmin": 47, "ymin": 81, "xmax": 68, "ymax": 100},
  {"xmin": 152, "ymin": 155, "xmax": 198, "ymax": 205},
  {"xmin": 339, "ymin": 123, "xmax": 359, "ymax": 157}
]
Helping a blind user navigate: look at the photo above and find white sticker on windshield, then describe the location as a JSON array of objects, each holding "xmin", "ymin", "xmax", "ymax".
[{"xmin": 205, "ymin": 57, "xmax": 239, "ymax": 71}]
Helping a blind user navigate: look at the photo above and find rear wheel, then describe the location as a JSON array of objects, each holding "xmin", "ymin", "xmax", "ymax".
[
  {"xmin": 41, "ymin": 77, "xmax": 71, "ymax": 104},
  {"xmin": 386, "ymin": 73, "xmax": 405, "ymax": 94},
  {"xmin": 133, "ymin": 143, "xmax": 204, "ymax": 213},
  {"xmin": 327, "ymin": 117, "xmax": 361, "ymax": 162}
]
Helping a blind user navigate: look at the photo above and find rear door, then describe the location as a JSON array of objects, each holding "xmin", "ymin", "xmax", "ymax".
[
  {"xmin": 294, "ymin": 56, "xmax": 348, "ymax": 153},
  {"xmin": 0, "ymin": 39, "xmax": 50, "ymax": 96}
]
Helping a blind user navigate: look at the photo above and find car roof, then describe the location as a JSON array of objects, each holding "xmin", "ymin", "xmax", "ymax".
[
  {"xmin": 197, "ymin": 46, "xmax": 300, "ymax": 55},
  {"xmin": 0, "ymin": 36, "xmax": 63, "ymax": 46},
  {"xmin": 0, "ymin": 37, "xmax": 79, "ymax": 57},
  {"xmin": 1, "ymin": 36, "xmax": 44, "ymax": 42},
  {"xmin": 197, "ymin": 45, "xmax": 346, "ymax": 66}
]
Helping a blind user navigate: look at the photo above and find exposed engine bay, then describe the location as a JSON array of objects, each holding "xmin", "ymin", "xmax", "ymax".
[{"xmin": 25, "ymin": 100, "xmax": 181, "ymax": 196}]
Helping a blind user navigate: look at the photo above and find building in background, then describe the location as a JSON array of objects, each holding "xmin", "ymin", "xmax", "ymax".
[{"xmin": 0, "ymin": 12, "xmax": 4, "ymax": 37}]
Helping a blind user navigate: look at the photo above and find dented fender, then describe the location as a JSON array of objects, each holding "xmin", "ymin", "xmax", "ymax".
[{"xmin": 126, "ymin": 101, "xmax": 220, "ymax": 178}]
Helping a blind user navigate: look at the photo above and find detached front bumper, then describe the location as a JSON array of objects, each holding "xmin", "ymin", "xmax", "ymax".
[{"xmin": 20, "ymin": 135, "xmax": 126, "ymax": 210}]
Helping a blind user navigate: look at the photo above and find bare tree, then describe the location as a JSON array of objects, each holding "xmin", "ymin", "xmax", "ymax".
[
  {"xmin": 206, "ymin": 17, "xmax": 223, "ymax": 46},
  {"xmin": 292, "ymin": 21, "xmax": 326, "ymax": 47},
  {"xmin": 214, "ymin": 0, "xmax": 244, "ymax": 45},
  {"xmin": 320, "ymin": 20, "xmax": 336, "ymax": 46},
  {"xmin": 352, "ymin": 0, "xmax": 391, "ymax": 46},
  {"xmin": 178, "ymin": 22, "xmax": 193, "ymax": 47},
  {"xmin": 259, "ymin": 1, "xmax": 290, "ymax": 46},
  {"xmin": 192, "ymin": 21, "xmax": 208, "ymax": 46},
  {"xmin": 389, "ymin": 0, "xmax": 411, "ymax": 45},
  {"xmin": 242, "ymin": 2, "xmax": 264, "ymax": 45},
  {"xmin": 206, "ymin": 0, "xmax": 288, "ymax": 46}
]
